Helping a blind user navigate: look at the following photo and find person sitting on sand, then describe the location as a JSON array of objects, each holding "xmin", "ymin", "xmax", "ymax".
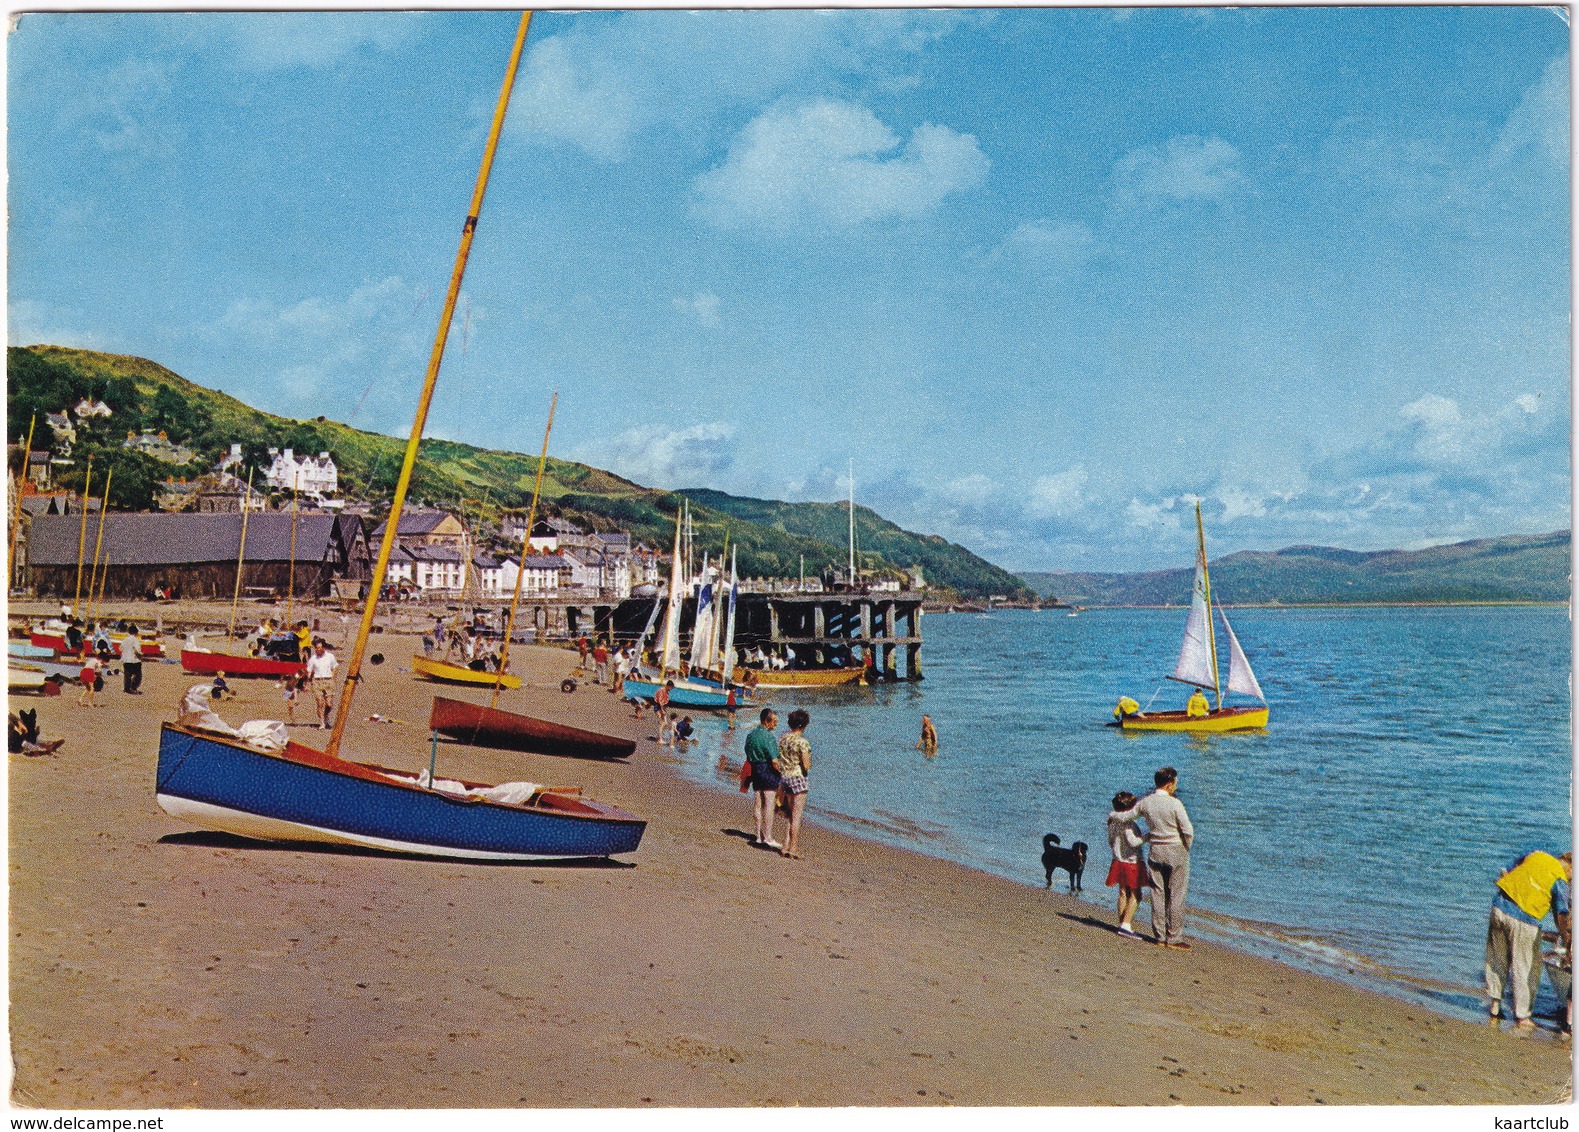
[
  {"xmin": 917, "ymin": 714, "xmax": 938, "ymax": 754},
  {"xmin": 1106, "ymin": 791, "xmax": 1149, "ymax": 938},
  {"xmin": 1185, "ymin": 688, "xmax": 1209, "ymax": 718},
  {"xmin": 9, "ymin": 711, "xmax": 63, "ymax": 756},
  {"xmin": 1485, "ymin": 849, "xmax": 1572, "ymax": 1031}
]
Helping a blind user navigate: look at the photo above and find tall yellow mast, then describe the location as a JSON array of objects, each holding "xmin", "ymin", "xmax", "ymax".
[
  {"xmin": 327, "ymin": 11, "xmax": 533, "ymax": 759},
  {"xmin": 9, "ymin": 413, "xmax": 36, "ymax": 576},
  {"xmin": 72, "ymin": 457, "xmax": 94, "ymax": 617},
  {"xmin": 86, "ymin": 467, "xmax": 113, "ymax": 626},
  {"xmin": 493, "ymin": 392, "xmax": 556, "ymax": 710},
  {"xmin": 1194, "ymin": 500, "xmax": 1221, "ymax": 710}
]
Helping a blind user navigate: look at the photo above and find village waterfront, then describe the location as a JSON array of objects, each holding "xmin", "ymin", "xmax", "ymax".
[{"xmin": 675, "ymin": 603, "xmax": 1573, "ymax": 1023}]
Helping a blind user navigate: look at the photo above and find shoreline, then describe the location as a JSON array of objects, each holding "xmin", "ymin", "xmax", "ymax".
[{"xmin": 9, "ymin": 601, "xmax": 1571, "ymax": 1107}]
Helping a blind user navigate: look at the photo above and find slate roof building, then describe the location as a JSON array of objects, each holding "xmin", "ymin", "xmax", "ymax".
[{"xmin": 24, "ymin": 511, "xmax": 368, "ymax": 599}]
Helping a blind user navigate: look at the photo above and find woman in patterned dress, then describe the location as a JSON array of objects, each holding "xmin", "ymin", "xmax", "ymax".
[{"xmin": 775, "ymin": 708, "xmax": 813, "ymax": 859}]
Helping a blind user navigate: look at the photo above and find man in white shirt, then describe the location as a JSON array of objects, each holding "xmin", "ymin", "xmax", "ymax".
[
  {"xmin": 1113, "ymin": 765, "xmax": 1196, "ymax": 949},
  {"xmin": 118, "ymin": 624, "xmax": 144, "ymax": 694},
  {"xmin": 304, "ymin": 639, "xmax": 339, "ymax": 729}
]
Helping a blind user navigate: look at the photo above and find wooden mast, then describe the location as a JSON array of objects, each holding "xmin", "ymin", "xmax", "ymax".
[
  {"xmin": 228, "ymin": 467, "xmax": 256, "ymax": 641},
  {"xmin": 326, "ymin": 11, "xmax": 532, "ymax": 759},
  {"xmin": 72, "ymin": 457, "xmax": 93, "ymax": 616},
  {"xmin": 9, "ymin": 413, "xmax": 36, "ymax": 576},
  {"xmin": 492, "ymin": 392, "xmax": 556, "ymax": 710},
  {"xmin": 1194, "ymin": 500, "xmax": 1221, "ymax": 710},
  {"xmin": 86, "ymin": 467, "xmax": 113, "ymax": 626}
]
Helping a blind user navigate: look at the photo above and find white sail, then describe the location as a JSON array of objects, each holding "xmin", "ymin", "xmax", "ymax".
[
  {"xmin": 659, "ymin": 514, "xmax": 685, "ymax": 675},
  {"xmin": 1170, "ymin": 560, "xmax": 1218, "ymax": 690},
  {"xmin": 689, "ymin": 578, "xmax": 716, "ymax": 673},
  {"xmin": 1219, "ymin": 608, "xmax": 1265, "ymax": 703},
  {"xmin": 720, "ymin": 547, "xmax": 739, "ymax": 684}
]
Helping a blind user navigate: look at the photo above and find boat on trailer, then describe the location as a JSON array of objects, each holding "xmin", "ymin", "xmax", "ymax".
[
  {"xmin": 429, "ymin": 695, "xmax": 635, "ymax": 760},
  {"xmin": 156, "ymin": 724, "xmax": 644, "ymax": 860}
]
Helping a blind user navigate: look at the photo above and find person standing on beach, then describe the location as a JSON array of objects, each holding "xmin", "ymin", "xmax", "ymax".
[
  {"xmin": 1485, "ymin": 850, "xmax": 1572, "ymax": 1030},
  {"xmin": 743, "ymin": 708, "xmax": 782, "ymax": 849},
  {"xmin": 774, "ymin": 709, "xmax": 813, "ymax": 860},
  {"xmin": 593, "ymin": 640, "xmax": 609, "ymax": 685},
  {"xmin": 655, "ymin": 680, "xmax": 674, "ymax": 744},
  {"xmin": 119, "ymin": 625, "xmax": 144, "ymax": 694},
  {"xmin": 77, "ymin": 655, "xmax": 101, "ymax": 707},
  {"xmin": 304, "ymin": 638, "xmax": 338, "ymax": 729},
  {"xmin": 1106, "ymin": 791, "xmax": 1148, "ymax": 938},
  {"xmin": 1112, "ymin": 766, "xmax": 1194, "ymax": 948}
]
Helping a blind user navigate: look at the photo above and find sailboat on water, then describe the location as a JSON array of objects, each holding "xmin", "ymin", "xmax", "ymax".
[{"xmin": 1115, "ymin": 502, "xmax": 1269, "ymax": 733}]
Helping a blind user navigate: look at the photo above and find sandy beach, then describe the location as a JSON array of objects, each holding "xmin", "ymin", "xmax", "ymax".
[{"xmin": 8, "ymin": 600, "xmax": 1572, "ymax": 1108}]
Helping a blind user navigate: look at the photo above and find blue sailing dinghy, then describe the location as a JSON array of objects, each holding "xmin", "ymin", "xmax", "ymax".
[{"xmin": 155, "ymin": 724, "xmax": 646, "ymax": 861}]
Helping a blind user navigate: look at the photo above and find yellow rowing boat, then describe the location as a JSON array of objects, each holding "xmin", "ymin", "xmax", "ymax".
[
  {"xmin": 411, "ymin": 654, "xmax": 522, "ymax": 690},
  {"xmin": 745, "ymin": 667, "xmax": 870, "ymax": 689}
]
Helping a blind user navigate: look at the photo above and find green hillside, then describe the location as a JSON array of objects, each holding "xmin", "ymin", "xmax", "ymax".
[
  {"xmin": 7, "ymin": 345, "xmax": 1026, "ymax": 598},
  {"xmin": 683, "ymin": 488, "xmax": 1034, "ymax": 602},
  {"xmin": 1020, "ymin": 531, "xmax": 1571, "ymax": 606}
]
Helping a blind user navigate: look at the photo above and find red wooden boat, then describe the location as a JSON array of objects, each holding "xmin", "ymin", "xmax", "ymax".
[
  {"xmin": 31, "ymin": 631, "xmax": 164, "ymax": 658},
  {"xmin": 429, "ymin": 695, "xmax": 636, "ymax": 760},
  {"xmin": 181, "ymin": 648, "xmax": 306, "ymax": 679}
]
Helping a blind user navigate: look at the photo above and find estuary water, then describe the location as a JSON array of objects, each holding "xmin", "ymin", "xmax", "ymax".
[{"xmin": 672, "ymin": 605, "xmax": 1573, "ymax": 1020}]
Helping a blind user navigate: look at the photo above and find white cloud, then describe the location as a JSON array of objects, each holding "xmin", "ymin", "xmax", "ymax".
[
  {"xmin": 1515, "ymin": 393, "xmax": 1542, "ymax": 414},
  {"xmin": 694, "ymin": 99, "xmax": 989, "ymax": 231},
  {"xmin": 219, "ymin": 13, "xmax": 419, "ymax": 72},
  {"xmin": 507, "ymin": 12, "xmax": 973, "ymax": 162},
  {"xmin": 1126, "ymin": 496, "xmax": 1184, "ymax": 532},
  {"xmin": 1027, "ymin": 466, "xmax": 1087, "ymax": 519},
  {"xmin": 580, "ymin": 421, "xmax": 739, "ymax": 489},
  {"xmin": 511, "ymin": 35, "xmax": 640, "ymax": 162},
  {"xmin": 673, "ymin": 291, "xmax": 722, "ymax": 326},
  {"xmin": 1113, "ymin": 135, "xmax": 1243, "ymax": 206},
  {"xmin": 207, "ymin": 277, "xmax": 428, "ymax": 406},
  {"xmin": 941, "ymin": 473, "xmax": 998, "ymax": 507},
  {"xmin": 985, "ymin": 221, "xmax": 1096, "ymax": 279},
  {"xmin": 1493, "ymin": 54, "xmax": 1569, "ymax": 167},
  {"xmin": 7, "ymin": 300, "xmax": 111, "ymax": 351}
]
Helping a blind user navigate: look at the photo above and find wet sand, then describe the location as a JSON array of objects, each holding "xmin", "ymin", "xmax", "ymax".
[{"xmin": 8, "ymin": 602, "xmax": 1572, "ymax": 1107}]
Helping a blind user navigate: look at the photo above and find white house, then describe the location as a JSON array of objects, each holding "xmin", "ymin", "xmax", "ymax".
[
  {"xmin": 264, "ymin": 447, "xmax": 339, "ymax": 497},
  {"xmin": 74, "ymin": 398, "xmax": 113, "ymax": 420}
]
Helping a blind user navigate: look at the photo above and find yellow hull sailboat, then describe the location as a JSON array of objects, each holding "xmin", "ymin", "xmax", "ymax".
[
  {"xmin": 1115, "ymin": 502, "xmax": 1269, "ymax": 733},
  {"xmin": 412, "ymin": 654, "xmax": 522, "ymax": 690}
]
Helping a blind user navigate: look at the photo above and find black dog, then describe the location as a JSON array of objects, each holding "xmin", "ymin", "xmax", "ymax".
[{"xmin": 1041, "ymin": 833, "xmax": 1087, "ymax": 893}]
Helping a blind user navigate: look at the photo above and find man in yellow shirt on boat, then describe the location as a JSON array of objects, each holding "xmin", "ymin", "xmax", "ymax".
[
  {"xmin": 1485, "ymin": 849, "xmax": 1571, "ymax": 1031},
  {"xmin": 1185, "ymin": 688, "xmax": 1210, "ymax": 718}
]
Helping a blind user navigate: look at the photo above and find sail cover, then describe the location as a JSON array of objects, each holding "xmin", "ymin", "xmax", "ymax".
[
  {"xmin": 689, "ymin": 580, "xmax": 715, "ymax": 673},
  {"xmin": 1170, "ymin": 561, "xmax": 1218, "ymax": 690},
  {"xmin": 1219, "ymin": 608, "xmax": 1266, "ymax": 702}
]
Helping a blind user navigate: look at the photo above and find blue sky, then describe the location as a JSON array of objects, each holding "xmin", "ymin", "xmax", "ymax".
[{"xmin": 8, "ymin": 8, "xmax": 1570, "ymax": 571}]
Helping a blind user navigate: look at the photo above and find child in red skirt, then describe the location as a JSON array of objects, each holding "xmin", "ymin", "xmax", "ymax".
[{"xmin": 1106, "ymin": 790, "xmax": 1149, "ymax": 938}]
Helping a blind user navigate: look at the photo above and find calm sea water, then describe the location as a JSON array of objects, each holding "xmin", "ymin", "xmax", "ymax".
[{"xmin": 672, "ymin": 605, "xmax": 1573, "ymax": 1020}]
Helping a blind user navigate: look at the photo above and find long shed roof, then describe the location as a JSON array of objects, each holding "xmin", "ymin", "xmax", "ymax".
[{"xmin": 28, "ymin": 512, "xmax": 360, "ymax": 567}]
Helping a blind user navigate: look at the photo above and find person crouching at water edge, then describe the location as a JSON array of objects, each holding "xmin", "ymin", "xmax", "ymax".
[
  {"xmin": 774, "ymin": 709, "xmax": 813, "ymax": 860},
  {"xmin": 1106, "ymin": 791, "xmax": 1149, "ymax": 939},
  {"xmin": 742, "ymin": 708, "xmax": 782, "ymax": 850},
  {"xmin": 1485, "ymin": 849, "xmax": 1571, "ymax": 1032}
]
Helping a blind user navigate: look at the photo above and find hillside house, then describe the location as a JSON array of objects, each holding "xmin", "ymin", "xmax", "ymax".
[
  {"xmin": 372, "ymin": 508, "xmax": 467, "ymax": 550},
  {"xmin": 123, "ymin": 430, "xmax": 196, "ymax": 464},
  {"xmin": 263, "ymin": 448, "xmax": 339, "ymax": 497}
]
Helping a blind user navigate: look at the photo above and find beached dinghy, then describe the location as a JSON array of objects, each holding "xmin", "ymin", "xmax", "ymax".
[
  {"xmin": 621, "ymin": 674, "xmax": 732, "ymax": 710},
  {"xmin": 743, "ymin": 666, "xmax": 870, "ymax": 689},
  {"xmin": 1115, "ymin": 502, "xmax": 1269, "ymax": 733},
  {"xmin": 412, "ymin": 654, "xmax": 523, "ymax": 689},
  {"xmin": 181, "ymin": 648, "xmax": 306, "ymax": 679},
  {"xmin": 429, "ymin": 695, "xmax": 636, "ymax": 760},
  {"xmin": 31, "ymin": 630, "xmax": 163, "ymax": 658},
  {"xmin": 156, "ymin": 723, "xmax": 645, "ymax": 860},
  {"xmin": 8, "ymin": 654, "xmax": 89, "ymax": 681}
]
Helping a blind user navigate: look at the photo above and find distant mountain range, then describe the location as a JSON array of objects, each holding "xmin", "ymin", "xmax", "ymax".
[
  {"xmin": 1020, "ymin": 531, "xmax": 1571, "ymax": 606},
  {"xmin": 7, "ymin": 345, "xmax": 1034, "ymax": 601}
]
